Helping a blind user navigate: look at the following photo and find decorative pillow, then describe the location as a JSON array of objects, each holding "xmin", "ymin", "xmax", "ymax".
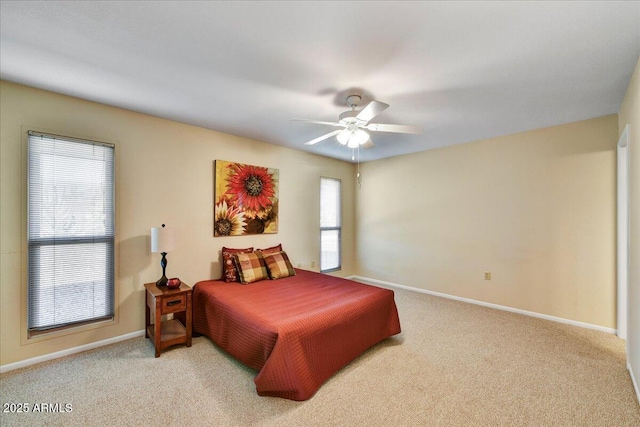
[
  {"xmin": 263, "ymin": 251, "xmax": 296, "ymax": 280},
  {"xmin": 233, "ymin": 252, "xmax": 269, "ymax": 284},
  {"xmin": 256, "ymin": 244, "xmax": 283, "ymax": 256},
  {"xmin": 221, "ymin": 247, "xmax": 253, "ymax": 282}
]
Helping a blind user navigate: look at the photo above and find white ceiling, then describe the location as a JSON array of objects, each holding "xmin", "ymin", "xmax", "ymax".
[{"xmin": 1, "ymin": 1, "xmax": 639, "ymax": 163}]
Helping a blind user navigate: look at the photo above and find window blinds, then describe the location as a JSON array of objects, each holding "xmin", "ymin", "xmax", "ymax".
[
  {"xmin": 28, "ymin": 131, "xmax": 115, "ymax": 333},
  {"xmin": 320, "ymin": 177, "xmax": 341, "ymax": 272}
]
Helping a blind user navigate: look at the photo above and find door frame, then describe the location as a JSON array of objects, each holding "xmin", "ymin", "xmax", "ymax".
[{"xmin": 617, "ymin": 124, "xmax": 629, "ymax": 341}]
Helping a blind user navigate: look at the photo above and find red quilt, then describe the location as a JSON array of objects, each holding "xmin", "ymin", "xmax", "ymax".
[{"xmin": 192, "ymin": 269, "xmax": 401, "ymax": 400}]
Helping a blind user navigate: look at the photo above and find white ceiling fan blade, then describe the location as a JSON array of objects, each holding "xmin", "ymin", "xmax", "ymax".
[
  {"xmin": 365, "ymin": 123, "xmax": 423, "ymax": 134},
  {"xmin": 356, "ymin": 100, "xmax": 389, "ymax": 123},
  {"xmin": 291, "ymin": 118, "xmax": 342, "ymax": 127},
  {"xmin": 304, "ymin": 130, "xmax": 342, "ymax": 145}
]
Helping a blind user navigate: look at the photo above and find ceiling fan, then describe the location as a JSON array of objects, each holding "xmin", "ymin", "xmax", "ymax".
[{"xmin": 294, "ymin": 94, "xmax": 423, "ymax": 149}]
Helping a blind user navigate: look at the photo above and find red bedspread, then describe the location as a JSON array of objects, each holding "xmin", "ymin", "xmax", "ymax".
[{"xmin": 192, "ymin": 269, "xmax": 401, "ymax": 400}]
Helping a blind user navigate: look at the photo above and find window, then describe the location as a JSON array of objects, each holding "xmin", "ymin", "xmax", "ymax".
[
  {"xmin": 320, "ymin": 177, "xmax": 341, "ymax": 272},
  {"xmin": 28, "ymin": 131, "xmax": 115, "ymax": 335}
]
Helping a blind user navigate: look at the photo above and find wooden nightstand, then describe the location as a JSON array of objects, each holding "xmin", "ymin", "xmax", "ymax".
[{"xmin": 144, "ymin": 282, "xmax": 192, "ymax": 357}]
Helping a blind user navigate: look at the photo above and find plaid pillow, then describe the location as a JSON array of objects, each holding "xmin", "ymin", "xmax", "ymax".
[
  {"xmin": 221, "ymin": 247, "xmax": 253, "ymax": 282},
  {"xmin": 233, "ymin": 252, "xmax": 269, "ymax": 284},
  {"xmin": 263, "ymin": 251, "xmax": 296, "ymax": 280},
  {"xmin": 256, "ymin": 244, "xmax": 282, "ymax": 256}
]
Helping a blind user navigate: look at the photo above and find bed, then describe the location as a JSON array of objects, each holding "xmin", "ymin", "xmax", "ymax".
[{"xmin": 192, "ymin": 268, "xmax": 401, "ymax": 400}]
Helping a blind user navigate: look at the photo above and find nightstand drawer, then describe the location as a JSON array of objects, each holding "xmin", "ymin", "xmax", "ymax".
[{"xmin": 162, "ymin": 294, "xmax": 186, "ymax": 313}]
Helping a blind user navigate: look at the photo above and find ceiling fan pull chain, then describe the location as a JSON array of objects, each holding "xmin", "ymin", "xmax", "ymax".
[{"xmin": 356, "ymin": 146, "xmax": 362, "ymax": 189}]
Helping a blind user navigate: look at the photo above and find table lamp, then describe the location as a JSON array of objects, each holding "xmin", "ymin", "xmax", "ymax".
[{"xmin": 151, "ymin": 224, "xmax": 175, "ymax": 287}]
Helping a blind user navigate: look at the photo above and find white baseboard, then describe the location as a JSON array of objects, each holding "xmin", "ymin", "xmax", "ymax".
[
  {"xmin": 349, "ymin": 275, "xmax": 617, "ymax": 335},
  {"xmin": 0, "ymin": 330, "xmax": 146, "ymax": 374},
  {"xmin": 630, "ymin": 363, "xmax": 640, "ymax": 405}
]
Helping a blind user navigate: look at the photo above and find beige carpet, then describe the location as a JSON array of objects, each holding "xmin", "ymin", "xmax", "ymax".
[{"xmin": 1, "ymin": 285, "xmax": 639, "ymax": 426}]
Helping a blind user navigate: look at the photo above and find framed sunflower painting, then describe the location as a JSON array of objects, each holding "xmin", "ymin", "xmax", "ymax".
[{"xmin": 214, "ymin": 160, "xmax": 279, "ymax": 236}]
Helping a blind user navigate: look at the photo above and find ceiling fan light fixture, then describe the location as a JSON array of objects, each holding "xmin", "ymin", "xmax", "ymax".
[
  {"xmin": 336, "ymin": 129, "xmax": 350, "ymax": 145},
  {"xmin": 352, "ymin": 129, "xmax": 369, "ymax": 146}
]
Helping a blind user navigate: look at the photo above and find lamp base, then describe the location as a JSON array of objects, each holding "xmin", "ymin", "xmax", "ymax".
[{"xmin": 156, "ymin": 251, "xmax": 169, "ymax": 287}]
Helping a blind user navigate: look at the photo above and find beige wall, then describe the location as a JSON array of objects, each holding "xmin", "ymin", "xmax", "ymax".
[
  {"xmin": 0, "ymin": 81, "xmax": 356, "ymax": 366},
  {"xmin": 0, "ymin": 77, "xmax": 629, "ymax": 367},
  {"xmin": 356, "ymin": 115, "xmax": 618, "ymax": 328},
  {"xmin": 619, "ymin": 56, "xmax": 640, "ymax": 393}
]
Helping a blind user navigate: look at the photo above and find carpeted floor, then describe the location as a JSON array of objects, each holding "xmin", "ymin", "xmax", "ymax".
[{"xmin": 1, "ymin": 285, "xmax": 639, "ymax": 426}]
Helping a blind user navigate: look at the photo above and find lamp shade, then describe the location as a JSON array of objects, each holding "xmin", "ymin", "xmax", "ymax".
[{"xmin": 151, "ymin": 225, "xmax": 175, "ymax": 253}]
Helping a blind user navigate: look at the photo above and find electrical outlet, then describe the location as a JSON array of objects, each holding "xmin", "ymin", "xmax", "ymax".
[
  {"xmin": 484, "ymin": 272, "xmax": 491, "ymax": 280},
  {"xmin": 311, "ymin": 261, "xmax": 315, "ymax": 268}
]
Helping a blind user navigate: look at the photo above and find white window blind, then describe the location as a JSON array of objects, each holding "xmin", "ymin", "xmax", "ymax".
[
  {"xmin": 320, "ymin": 177, "xmax": 341, "ymax": 272},
  {"xmin": 28, "ymin": 131, "xmax": 115, "ymax": 333}
]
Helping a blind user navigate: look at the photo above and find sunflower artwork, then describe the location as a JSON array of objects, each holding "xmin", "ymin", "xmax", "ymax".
[{"xmin": 214, "ymin": 160, "xmax": 279, "ymax": 236}]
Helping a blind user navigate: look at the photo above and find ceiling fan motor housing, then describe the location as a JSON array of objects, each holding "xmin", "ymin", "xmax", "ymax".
[{"xmin": 339, "ymin": 110, "xmax": 360, "ymax": 124}]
